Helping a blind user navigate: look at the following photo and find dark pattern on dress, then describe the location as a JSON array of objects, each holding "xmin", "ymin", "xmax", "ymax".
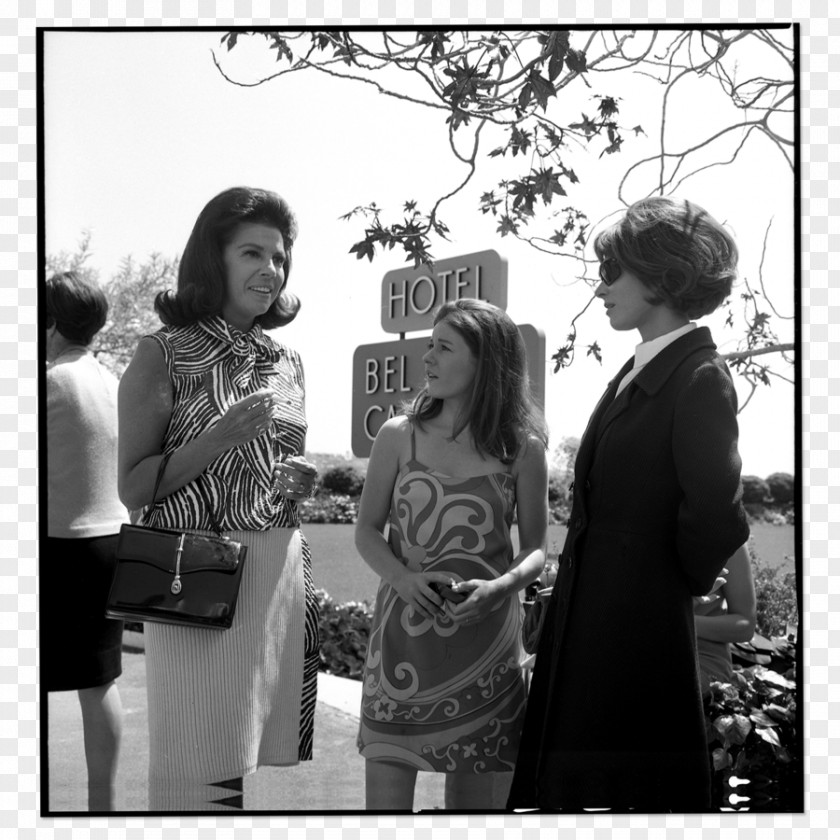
[
  {"xmin": 299, "ymin": 536, "xmax": 319, "ymax": 761},
  {"xmin": 146, "ymin": 316, "xmax": 306, "ymax": 532},
  {"xmin": 143, "ymin": 316, "xmax": 317, "ymax": 787}
]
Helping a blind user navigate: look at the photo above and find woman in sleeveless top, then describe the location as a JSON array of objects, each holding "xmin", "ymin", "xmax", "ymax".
[
  {"xmin": 118, "ymin": 187, "xmax": 319, "ymax": 811},
  {"xmin": 695, "ymin": 543, "xmax": 757, "ymax": 695},
  {"xmin": 45, "ymin": 271, "xmax": 128, "ymax": 810},
  {"xmin": 355, "ymin": 299, "xmax": 549, "ymax": 811}
]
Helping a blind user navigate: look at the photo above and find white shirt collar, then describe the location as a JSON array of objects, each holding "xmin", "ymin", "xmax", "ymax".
[{"xmin": 633, "ymin": 322, "xmax": 697, "ymax": 369}]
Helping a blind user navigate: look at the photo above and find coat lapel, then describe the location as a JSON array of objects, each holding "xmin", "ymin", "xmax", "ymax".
[
  {"xmin": 587, "ymin": 327, "xmax": 719, "ymax": 455},
  {"xmin": 575, "ymin": 356, "xmax": 633, "ymax": 481}
]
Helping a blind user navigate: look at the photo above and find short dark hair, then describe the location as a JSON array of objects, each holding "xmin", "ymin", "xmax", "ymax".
[
  {"xmin": 593, "ymin": 196, "xmax": 739, "ymax": 319},
  {"xmin": 405, "ymin": 299, "xmax": 548, "ymax": 463},
  {"xmin": 155, "ymin": 186, "xmax": 301, "ymax": 329},
  {"xmin": 45, "ymin": 271, "xmax": 109, "ymax": 345}
]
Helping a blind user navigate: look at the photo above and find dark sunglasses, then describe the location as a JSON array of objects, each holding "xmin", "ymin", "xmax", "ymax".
[{"xmin": 598, "ymin": 258, "xmax": 622, "ymax": 287}]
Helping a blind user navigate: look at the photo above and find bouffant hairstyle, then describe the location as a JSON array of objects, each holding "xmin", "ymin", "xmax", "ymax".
[
  {"xmin": 593, "ymin": 196, "xmax": 739, "ymax": 319},
  {"xmin": 155, "ymin": 186, "xmax": 301, "ymax": 329},
  {"xmin": 45, "ymin": 271, "xmax": 109, "ymax": 346},
  {"xmin": 405, "ymin": 299, "xmax": 548, "ymax": 464}
]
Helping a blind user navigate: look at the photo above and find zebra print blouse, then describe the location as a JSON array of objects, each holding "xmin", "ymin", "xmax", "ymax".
[{"xmin": 145, "ymin": 315, "xmax": 307, "ymax": 532}]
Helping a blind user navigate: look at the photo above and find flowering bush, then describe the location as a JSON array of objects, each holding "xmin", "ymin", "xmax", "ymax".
[{"xmin": 316, "ymin": 588, "xmax": 372, "ymax": 680}]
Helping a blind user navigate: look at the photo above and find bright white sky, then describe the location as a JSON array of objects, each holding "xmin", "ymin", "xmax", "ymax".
[{"xmin": 43, "ymin": 28, "xmax": 795, "ymax": 478}]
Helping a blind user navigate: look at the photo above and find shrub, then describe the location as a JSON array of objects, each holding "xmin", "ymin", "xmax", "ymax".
[
  {"xmin": 547, "ymin": 475, "xmax": 571, "ymax": 525},
  {"xmin": 751, "ymin": 558, "xmax": 798, "ymax": 639},
  {"xmin": 741, "ymin": 475, "xmax": 771, "ymax": 504},
  {"xmin": 547, "ymin": 474, "xmax": 567, "ymax": 504},
  {"xmin": 320, "ymin": 465, "xmax": 365, "ymax": 497},
  {"xmin": 316, "ymin": 588, "xmax": 372, "ymax": 680},
  {"xmin": 300, "ymin": 494, "xmax": 359, "ymax": 524},
  {"xmin": 765, "ymin": 472, "xmax": 794, "ymax": 505},
  {"xmin": 705, "ymin": 638, "xmax": 800, "ymax": 812}
]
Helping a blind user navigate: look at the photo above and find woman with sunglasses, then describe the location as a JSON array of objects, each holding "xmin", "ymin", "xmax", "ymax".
[{"xmin": 508, "ymin": 196, "xmax": 750, "ymax": 813}]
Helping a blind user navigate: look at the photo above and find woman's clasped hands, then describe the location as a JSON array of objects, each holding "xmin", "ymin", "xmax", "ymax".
[
  {"xmin": 392, "ymin": 570, "xmax": 505, "ymax": 625},
  {"xmin": 445, "ymin": 578, "xmax": 507, "ymax": 626}
]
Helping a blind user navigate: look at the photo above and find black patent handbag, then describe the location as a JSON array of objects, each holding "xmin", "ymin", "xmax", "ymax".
[{"xmin": 105, "ymin": 452, "xmax": 246, "ymax": 630}]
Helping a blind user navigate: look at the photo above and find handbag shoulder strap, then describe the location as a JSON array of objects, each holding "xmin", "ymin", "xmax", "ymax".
[
  {"xmin": 151, "ymin": 450, "xmax": 173, "ymax": 504},
  {"xmin": 194, "ymin": 477, "xmax": 224, "ymax": 537},
  {"xmin": 149, "ymin": 450, "xmax": 225, "ymax": 537}
]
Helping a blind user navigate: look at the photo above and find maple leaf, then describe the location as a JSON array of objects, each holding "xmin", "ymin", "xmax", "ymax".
[
  {"xmin": 598, "ymin": 96, "xmax": 620, "ymax": 119},
  {"xmin": 533, "ymin": 167, "xmax": 567, "ymax": 204},
  {"xmin": 349, "ymin": 240, "xmax": 376, "ymax": 262},
  {"xmin": 569, "ymin": 113, "xmax": 599, "ymax": 137},
  {"xmin": 509, "ymin": 126, "xmax": 532, "ymax": 157},
  {"xmin": 528, "ymin": 69, "xmax": 557, "ymax": 111},
  {"xmin": 508, "ymin": 180, "xmax": 537, "ymax": 217},
  {"xmin": 496, "ymin": 216, "xmax": 519, "ymax": 237}
]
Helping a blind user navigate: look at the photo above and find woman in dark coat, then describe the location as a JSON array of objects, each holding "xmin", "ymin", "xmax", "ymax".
[{"xmin": 508, "ymin": 196, "xmax": 751, "ymax": 813}]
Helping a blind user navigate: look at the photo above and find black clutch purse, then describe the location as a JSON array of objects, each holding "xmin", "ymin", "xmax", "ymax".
[
  {"xmin": 106, "ymin": 453, "xmax": 246, "ymax": 630},
  {"xmin": 521, "ymin": 586, "xmax": 553, "ymax": 655}
]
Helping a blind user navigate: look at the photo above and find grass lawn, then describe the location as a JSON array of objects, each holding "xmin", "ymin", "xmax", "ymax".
[{"xmin": 304, "ymin": 519, "xmax": 796, "ymax": 605}]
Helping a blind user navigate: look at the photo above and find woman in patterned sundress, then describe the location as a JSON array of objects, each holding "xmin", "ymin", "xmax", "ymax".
[
  {"xmin": 356, "ymin": 299, "xmax": 549, "ymax": 811},
  {"xmin": 118, "ymin": 187, "xmax": 319, "ymax": 811}
]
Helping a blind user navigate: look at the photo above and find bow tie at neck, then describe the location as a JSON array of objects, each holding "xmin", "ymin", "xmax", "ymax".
[{"xmin": 200, "ymin": 316, "xmax": 283, "ymax": 388}]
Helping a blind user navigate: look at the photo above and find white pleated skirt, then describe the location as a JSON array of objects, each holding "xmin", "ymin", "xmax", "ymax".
[{"xmin": 144, "ymin": 527, "xmax": 318, "ymax": 807}]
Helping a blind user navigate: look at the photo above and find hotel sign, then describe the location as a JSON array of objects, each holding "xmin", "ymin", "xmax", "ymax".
[{"xmin": 380, "ymin": 250, "xmax": 508, "ymax": 334}]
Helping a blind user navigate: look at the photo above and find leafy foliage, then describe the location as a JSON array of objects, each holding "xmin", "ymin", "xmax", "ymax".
[
  {"xmin": 705, "ymin": 646, "xmax": 800, "ymax": 812},
  {"xmin": 316, "ymin": 588, "xmax": 372, "ymax": 680},
  {"xmin": 300, "ymin": 494, "xmax": 359, "ymax": 525},
  {"xmin": 700, "ymin": 537, "xmax": 801, "ymax": 810},
  {"xmin": 765, "ymin": 472, "xmax": 794, "ymax": 505},
  {"xmin": 741, "ymin": 475, "xmax": 771, "ymax": 504},
  {"xmin": 319, "ymin": 465, "xmax": 365, "ymax": 497},
  {"xmin": 215, "ymin": 28, "xmax": 794, "ymax": 393},
  {"xmin": 750, "ymin": 551, "xmax": 798, "ymax": 640}
]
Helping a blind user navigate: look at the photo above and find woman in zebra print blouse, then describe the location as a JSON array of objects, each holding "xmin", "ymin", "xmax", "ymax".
[{"xmin": 118, "ymin": 187, "xmax": 320, "ymax": 811}]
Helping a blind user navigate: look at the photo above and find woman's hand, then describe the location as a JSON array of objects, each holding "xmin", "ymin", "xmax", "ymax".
[
  {"xmin": 390, "ymin": 571, "xmax": 455, "ymax": 621},
  {"xmin": 209, "ymin": 389, "xmax": 275, "ymax": 450},
  {"xmin": 447, "ymin": 578, "xmax": 506, "ymax": 626},
  {"xmin": 694, "ymin": 566, "xmax": 729, "ymax": 607},
  {"xmin": 272, "ymin": 455, "xmax": 318, "ymax": 502}
]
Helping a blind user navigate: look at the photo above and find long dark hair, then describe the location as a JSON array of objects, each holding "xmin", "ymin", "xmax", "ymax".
[
  {"xmin": 593, "ymin": 196, "xmax": 738, "ymax": 319},
  {"xmin": 155, "ymin": 186, "xmax": 301, "ymax": 329},
  {"xmin": 405, "ymin": 299, "xmax": 548, "ymax": 463}
]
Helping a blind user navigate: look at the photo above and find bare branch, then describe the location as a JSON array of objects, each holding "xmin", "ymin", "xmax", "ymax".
[{"xmin": 721, "ymin": 343, "xmax": 795, "ymax": 363}]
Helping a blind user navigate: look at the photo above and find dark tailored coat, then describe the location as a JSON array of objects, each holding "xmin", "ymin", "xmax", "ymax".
[{"xmin": 508, "ymin": 326, "xmax": 750, "ymax": 812}]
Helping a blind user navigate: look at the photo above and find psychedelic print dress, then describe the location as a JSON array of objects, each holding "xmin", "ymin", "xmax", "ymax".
[{"xmin": 357, "ymin": 427, "xmax": 527, "ymax": 773}]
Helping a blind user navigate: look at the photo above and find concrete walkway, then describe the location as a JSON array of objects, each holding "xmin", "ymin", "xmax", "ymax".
[{"xmin": 45, "ymin": 631, "xmax": 447, "ymax": 813}]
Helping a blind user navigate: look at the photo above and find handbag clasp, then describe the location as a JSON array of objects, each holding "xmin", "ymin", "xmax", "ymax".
[{"xmin": 170, "ymin": 532, "xmax": 186, "ymax": 595}]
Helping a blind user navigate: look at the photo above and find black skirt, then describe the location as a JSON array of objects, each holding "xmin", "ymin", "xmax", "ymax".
[{"xmin": 41, "ymin": 534, "xmax": 124, "ymax": 691}]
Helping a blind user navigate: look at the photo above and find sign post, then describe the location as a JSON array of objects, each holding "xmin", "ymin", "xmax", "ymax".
[{"xmin": 352, "ymin": 250, "xmax": 544, "ymax": 457}]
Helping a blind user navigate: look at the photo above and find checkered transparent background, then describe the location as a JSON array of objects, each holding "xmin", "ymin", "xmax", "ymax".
[{"xmin": 5, "ymin": 2, "xmax": 836, "ymax": 837}]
